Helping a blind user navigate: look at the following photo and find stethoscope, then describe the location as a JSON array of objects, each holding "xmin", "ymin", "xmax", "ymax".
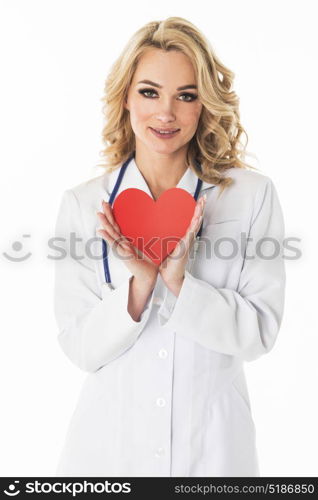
[{"xmin": 102, "ymin": 151, "xmax": 204, "ymax": 289}]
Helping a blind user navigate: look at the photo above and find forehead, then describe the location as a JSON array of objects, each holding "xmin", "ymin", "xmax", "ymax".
[{"xmin": 133, "ymin": 48, "xmax": 196, "ymax": 81}]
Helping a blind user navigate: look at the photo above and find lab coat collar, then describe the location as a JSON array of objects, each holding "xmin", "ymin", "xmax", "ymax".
[{"xmin": 105, "ymin": 156, "xmax": 215, "ymax": 200}]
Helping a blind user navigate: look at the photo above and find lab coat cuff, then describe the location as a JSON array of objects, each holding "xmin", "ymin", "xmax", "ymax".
[
  {"xmin": 157, "ymin": 270, "xmax": 197, "ymax": 330},
  {"xmin": 157, "ymin": 283, "xmax": 178, "ymax": 326}
]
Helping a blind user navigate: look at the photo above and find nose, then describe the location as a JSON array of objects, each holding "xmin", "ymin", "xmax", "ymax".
[{"xmin": 155, "ymin": 98, "xmax": 176, "ymax": 123}]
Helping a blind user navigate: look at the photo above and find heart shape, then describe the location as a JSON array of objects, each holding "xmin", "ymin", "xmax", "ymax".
[{"xmin": 112, "ymin": 188, "xmax": 196, "ymax": 265}]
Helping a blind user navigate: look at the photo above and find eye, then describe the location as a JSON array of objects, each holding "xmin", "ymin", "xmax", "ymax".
[
  {"xmin": 138, "ymin": 88, "xmax": 198, "ymax": 102},
  {"xmin": 138, "ymin": 88, "xmax": 158, "ymax": 98},
  {"xmin": 178, "ymin": 93, "xmax": 198, "ymax": 102}
]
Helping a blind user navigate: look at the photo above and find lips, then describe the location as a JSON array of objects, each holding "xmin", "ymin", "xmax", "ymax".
[
  {"xmin": 152, "ymin": 127, "xmax": 180, "ymax": 133},
  {"xmin": 149, "ymin": 127, "xmax": 180, "ymax": 139}
]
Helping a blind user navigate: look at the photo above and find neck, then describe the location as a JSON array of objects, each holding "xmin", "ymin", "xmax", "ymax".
[{"xmin": 134, "ymin": 142, "xmax": 189, "ymax": 193}]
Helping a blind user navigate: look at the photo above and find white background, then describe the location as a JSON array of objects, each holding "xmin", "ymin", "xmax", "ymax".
[{"xmin": 0, "ymin": 0, "xmax": 317, "ymax": 477}]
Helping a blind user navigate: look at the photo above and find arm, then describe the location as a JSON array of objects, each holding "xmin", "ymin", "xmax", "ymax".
[
  {"xmin": 128, "ymin": 276, "xmax": 156, "ymax": 322},
  {"xmin": 157, "ymin": 178, "xmax": 286, "ymax": 362},
  {"xmin": 53, "ymin": 189, "xmax": 155, "ymax": 373}
]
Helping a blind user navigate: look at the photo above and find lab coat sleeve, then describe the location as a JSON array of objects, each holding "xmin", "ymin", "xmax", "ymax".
[
  {"xmin": 53, "ymin": 189, "xmax": 155, "ymax": 373},
  {"xmin": 157, "ymin": 178, "xmax": 286, "ymax": 362}
]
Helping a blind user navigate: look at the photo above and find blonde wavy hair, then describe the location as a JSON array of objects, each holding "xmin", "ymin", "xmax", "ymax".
[{"xmin": 97, "ymin": 16, "xmax": 258, "ymax": 194}]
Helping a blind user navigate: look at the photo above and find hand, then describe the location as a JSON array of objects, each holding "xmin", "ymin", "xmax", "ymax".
[
  {"xmin": 159, "ymin": 194, "xmax": 206, "ymax": 295},
  {"xmin": 96, "ymin": 200, "xmax": 159, "ymax": 286}
]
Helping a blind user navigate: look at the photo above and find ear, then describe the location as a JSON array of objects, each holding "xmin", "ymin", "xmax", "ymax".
[{"xmin": 124, "ymin": 95, "xmax": 129, "ymax": 111}]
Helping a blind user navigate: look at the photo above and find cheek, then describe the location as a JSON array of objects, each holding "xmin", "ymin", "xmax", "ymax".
[
  {"xmin": 178, "ymin": 99, "xmax": 202, "ymax": 121},
  {"xmin": 129, "ymin": 99, "xmax": 153, "ymax": 126},
  {"xmin": 181, "ymin": 105, "xmax": 202, "ymax": 129}
]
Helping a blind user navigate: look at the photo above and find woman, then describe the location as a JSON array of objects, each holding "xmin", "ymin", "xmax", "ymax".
[{"xmin": 54, "ymin": 17, "xmax": 286, "ymax": 477}]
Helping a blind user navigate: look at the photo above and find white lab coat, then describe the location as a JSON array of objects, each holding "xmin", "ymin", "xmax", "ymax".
[{"xmin": 53, "ymin": 158, "xmax": 286, "ymax": 477}]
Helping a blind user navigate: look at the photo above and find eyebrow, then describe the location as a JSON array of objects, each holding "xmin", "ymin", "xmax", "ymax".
[{"xmin": 137, "ymin": 79, "xmax": 197, "ymax": 91}]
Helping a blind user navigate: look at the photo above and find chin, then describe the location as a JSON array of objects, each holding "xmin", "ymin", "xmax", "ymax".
[
  {"xmin": 150, "ymin": 146, "xmax": 179, "ymax": 155},
  {"xmin": 144, "ymin": 139, "xmax": 186, "ymax": 156}
]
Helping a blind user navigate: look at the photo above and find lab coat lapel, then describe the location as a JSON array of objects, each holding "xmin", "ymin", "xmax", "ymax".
[
  {"xmin": 175, "ymin": 162, "xmax": 216, "ymax": 195},
  {"xmin": 106, "ymin": 157, "xmax": 215, "ymax": 200}
]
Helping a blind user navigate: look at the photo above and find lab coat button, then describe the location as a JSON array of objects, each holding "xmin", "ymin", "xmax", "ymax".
[
  {"xmin": 156, "ymin": 397, "xmax": 166, "ymax": 407},
  {"xmin": 155, "ymin": 447, "xmax": 165, "ymax": 458},
  {"xmin": 158, "ymin": 348, "xmax": 168, "ymax": 359}
]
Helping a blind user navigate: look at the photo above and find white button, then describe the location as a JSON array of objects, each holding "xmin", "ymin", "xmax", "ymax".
[
  {"xmin": 158, "ymin": 349, "xmax": 168, "ymax": 359},
  {"xmin": 155, "ymin": 447, "xmax": 165, "ymax": 458},
  {"xmin": 156, "ymin": 397, "xmax": 166, "ymax": 407}
]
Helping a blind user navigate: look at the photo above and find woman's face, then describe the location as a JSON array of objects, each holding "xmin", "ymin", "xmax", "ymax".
[{"xmin": 124, "ymin": 48, "xmax": 202, "ymax": 157}]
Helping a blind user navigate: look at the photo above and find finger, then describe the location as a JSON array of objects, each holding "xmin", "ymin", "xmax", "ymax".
[
  {"xmin": 169, "ymin": 198, "xmax": 205, "ymax": 258},
  {"xmin": 185, "ymin": 214, "xmax": 203, "ymax": 246},
  {"xmin": 97, "ymin": 219, "xmax": 133, "ymax": 258},
  {"xmin": 96, "ymin": 210, "xmax": 126, "ymax": 244},
  {"xmin": 171, "ymin": 210, "xmax": 202, "ymax": 259},
  {"xmin": 96, "ymin": 228, "xmax": 115, "ymax": 246},
  {"xmin": 198, "ymin": 193, "xmax": 207, "ymax": 207},
  {"xmin": 102, "ymin": 200, "xmax": 121, "ymax": 232},
  {"xmin": 189, "ymin": 199, "xmax": 204, "ymax": 230},
  {"xmin": 193, "ymin": 213, "xmax": 203, "ymax": 235},
  {"xmin": 97, "ymin": 228, "xmax": 133, "ymax": 255},
  {"xmin": 98, "ymin": 203, "xmax": 131, "ymax": 246}
]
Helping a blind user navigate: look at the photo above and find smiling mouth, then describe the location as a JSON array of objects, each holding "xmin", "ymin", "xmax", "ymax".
[{"xmin": 149, "ymin": 127, "xmax": 180, "ymax": 138}]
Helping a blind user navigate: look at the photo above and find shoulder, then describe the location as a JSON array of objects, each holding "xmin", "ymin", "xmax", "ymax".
[
  {"xmin": 208, "ymin": 166, "xmax": 279, "ymax": 225},
  {"xmin": 56, "ymin": 172, "xmax": 112, "ymax": 239},
  {"xmin": 221, "ymin": 166, "xmax": 277, "ymax": 212},
  {"xmin": 223, "ymin": 166, "xmax": 273, "ymax": 195},
  {"xmin": 61, "ymin": 171, "xmax": 113, "ymax": 214},
  {"xmin": 56, "ymin": 172, "xmax": 111, "ymax": 234},
  {"xmin": 69, "ymin": 172, "xmax": 109, "ymax": 202}
]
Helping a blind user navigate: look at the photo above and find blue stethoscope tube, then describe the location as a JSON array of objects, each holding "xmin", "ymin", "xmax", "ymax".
[{"xmin": 102, "ymin": 152, "xmax": 203, "ymax": 287}]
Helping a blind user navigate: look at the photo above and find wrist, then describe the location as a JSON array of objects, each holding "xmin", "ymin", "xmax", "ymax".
[
  {"xmin": 164, "ymin": 276, "xmax": 185, "ymax": 297},
  {"xmin": 131, "ymin": 275, "xmax": 157, "ymax": 290},
  {"xmin": 162, "ymin": 274, "xmax": 185, "ymax": 287}
]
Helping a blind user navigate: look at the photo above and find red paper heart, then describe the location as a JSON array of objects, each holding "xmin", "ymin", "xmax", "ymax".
[{"xmin": 112, "ymin": 188, "xmax": 196, "ymax": 265}]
